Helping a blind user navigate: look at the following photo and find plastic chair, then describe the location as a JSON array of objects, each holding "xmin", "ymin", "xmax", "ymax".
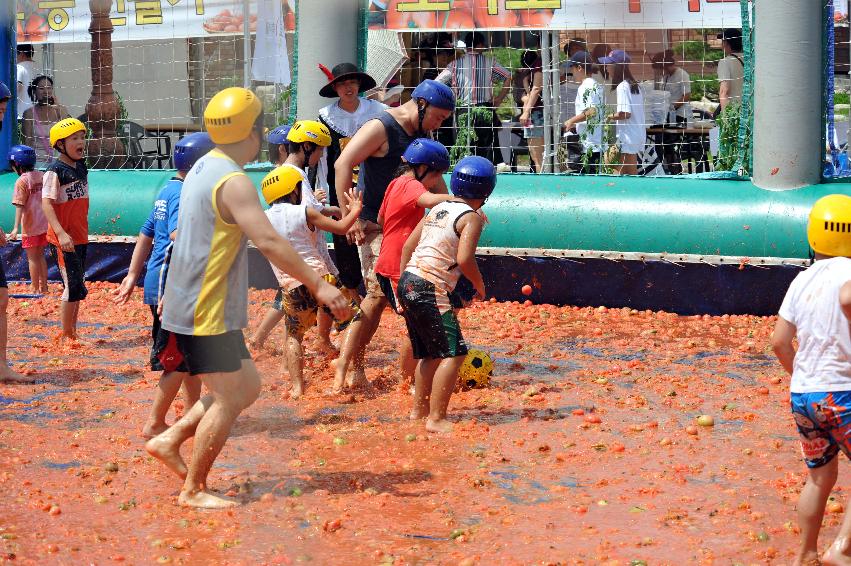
[{"xmin": 119, "ymin": 121, "xmax": 172, "ymax": 169}]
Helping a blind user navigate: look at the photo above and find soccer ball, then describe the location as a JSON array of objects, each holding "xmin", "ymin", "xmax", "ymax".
[{"xmin": 459, "ymin": 349, "xmax": 493, "ymax": 389}]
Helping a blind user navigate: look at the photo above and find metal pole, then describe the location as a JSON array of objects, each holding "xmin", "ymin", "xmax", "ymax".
[
  {"xmin": 550, "ymin": 30, "xmax": 561, "ymax": 172},
  {"xmin": 541, "ymin": 30, "xmax": 552, "ymax": 173},
  {"xmin": 243, "ymin": 0, "xmax": 251, "ymax": 88},
  {"xmin": 752, "ymin": 1, "xmax": 822, "ymax": 189}
]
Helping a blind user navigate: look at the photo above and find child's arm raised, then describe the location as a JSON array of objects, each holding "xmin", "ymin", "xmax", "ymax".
[
  {"xmin": 306, "ymin": 189, "xmax": 362, "ymax": 236},
  {"xmin": 770, "ymin": 317, "xmax": 797, "ymax": 376},
  {"xmin": 456, "ymin": 212, "xmax": 486, "ymax": 300},
  {"xmin": 399, "ymin": 216, "xmax": 427, "ymax": 276}
]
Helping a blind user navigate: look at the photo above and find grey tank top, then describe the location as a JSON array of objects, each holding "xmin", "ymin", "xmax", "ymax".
[{"xmin": 161, "ymin": 149, "xmax": 249, "ymax": 336}]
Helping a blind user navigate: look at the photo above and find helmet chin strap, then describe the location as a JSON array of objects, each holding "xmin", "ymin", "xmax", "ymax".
[
  {"xmin": 55, "ymin": 140, "xmax": 70, "ymax": 159},
  {"xmin": 413, "ymin": 164, "xmax": 429, "ymax": 182},
  {"xmin": 302, "ymin": 142, "xmax": 314, "ymax": 167},
  {"xmin": 416, "ymin": 99, "xmax": 428, "ymax": 137}
]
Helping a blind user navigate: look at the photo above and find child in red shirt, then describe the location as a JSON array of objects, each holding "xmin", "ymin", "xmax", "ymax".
[
  {"xmin": 41, "ymin": 118, "xmax": 89, "ymax": 341},
  {"xmin": 333, "ymin": 139, "xmax": 451, "ymax": 393},
  {"xmin": 8, "ymin": 145, "xmax": 48, "ymax": 294}
]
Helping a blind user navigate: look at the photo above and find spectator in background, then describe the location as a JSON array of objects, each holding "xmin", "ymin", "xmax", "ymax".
[
  {"xmin": 437, "ymin": 31, "xmax": 510, "ymax": 163},
  {"xmin": 21, "ymin": 76, "xmax": 71, "ymax": 167},
  {"xmin": 652, "ymin": 49, "xmax": 691, "ymax": 174},
  {"xmin": 563, "ymin": 52, "xmax": 604, "ymax": 173},
  {"xmin": 591, "ymin": 43, "xmax": 616, "ymax": 107},
  {"xmin": 16, "ymin": 44, "xmax": 35, "ymax": 120},
  {"xmin": 421, "ymin": 33, "xmax": 454, "ymax": 82},
  {"xmin": 559, "ymin": 37, "xmax": 587, "ymax": 81},
  {"xmin": 518, "ymin": 51, "xmax": 544, "ymax": 173},
  {"xmin": 600, "ymin": 49, "xmax": 645, "ymax": 175},
  {"xmin": 717, "ymin": 28, "xmax": 744, "ymax": 111}
]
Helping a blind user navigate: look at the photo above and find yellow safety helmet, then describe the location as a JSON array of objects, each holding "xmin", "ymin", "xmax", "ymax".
[
  {"xmin": 260, "ymin": 165, "xmax": 304, "ymax": 206},
  {"xmin": 808, "ymin": 194, "xmax": 851, "ymax": 257},
  {"xmin": 49, "ymin": 118, "xmax": 86, "ymax": 147},
  {"xmin": 286, "ymin": 120, "xmax": 331, "ymax": 147},
  {"xmin": 203, "ymin": 87, "xmax": 263, "ymax": 144}
]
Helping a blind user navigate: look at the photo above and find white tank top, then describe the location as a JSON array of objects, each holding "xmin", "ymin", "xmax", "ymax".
[
  {"xmin": 406, "ymin": 201, "xmax": 475, "ymax": 294},
  {"xmin": 265, "ymin": 203, "xmax": 330, "ymax": 290},
  {"xmin": 282, "ymin": 163, "xmax": 338, "ymax": 276}
]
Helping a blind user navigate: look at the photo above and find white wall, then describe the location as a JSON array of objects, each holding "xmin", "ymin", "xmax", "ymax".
[{"xmin": 44, "ymin": 39, "xmax": 193, "ymax": 125}]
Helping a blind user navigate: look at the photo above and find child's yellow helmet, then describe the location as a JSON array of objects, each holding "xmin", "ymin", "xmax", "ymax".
[
  {"xmin": 260, "ymin": 165, "xmax": 303, "ymax": 206},
  {"xmin": 286, "ymin": 120, "xmax": 332, "ymax": 147},
  {"xmin": 203, "ymin": 87, "xmax": 262, "ymax": 144},
  {"xmin": 808, "ymin": 194, "xmax": 851, "ymax": 257},
  {"xmin": 49, "ymin": 118, "xmax": 86, "ymax": 147}
]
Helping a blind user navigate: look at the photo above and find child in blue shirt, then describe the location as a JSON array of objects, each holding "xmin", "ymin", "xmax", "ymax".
[{"xmin": 114, "ymin": 133, "xmax": 214, "ymax": 438}]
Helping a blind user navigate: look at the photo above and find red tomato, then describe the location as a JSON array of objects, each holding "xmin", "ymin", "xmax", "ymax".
[
  {"xmin": 441, "ymin": 4, "xmax": 475, "ymax": 29},
  {"xmin": 521, "ymin": 284, "xmax": 532, "ymax": 296}
]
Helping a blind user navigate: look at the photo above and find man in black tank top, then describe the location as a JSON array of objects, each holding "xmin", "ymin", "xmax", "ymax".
[{"xmin": 332, "ymin": 79, "xmax": 455, "ymax": 387}]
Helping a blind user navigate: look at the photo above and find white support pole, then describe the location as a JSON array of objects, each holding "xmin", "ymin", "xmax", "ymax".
[
  {"xmin": 243, "ymin": 0, "xmax": 251, "ymax": 88},
  {"xmin": 294, "ymin": 0, "xmax": 360, "ymax": 120},
  {"xmin": 752, "ymin": 2, "xmax": 822, "ymax": 189},
  {"xmin": 550, "ymin": 30, "xmax": 561, "ymax": 172},
  {"xmin": 541, "ymin": 31, "xmax": 553, "ymax": 173}
]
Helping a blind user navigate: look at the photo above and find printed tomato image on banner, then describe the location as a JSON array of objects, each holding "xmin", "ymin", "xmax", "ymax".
[
  {"xmin": 518, "ymin": 8, "xmax": 555, "ymax": 27},
  {"xmin": 385, "ymin": 0, "xmax": 440, "ymax": 29},
  {"xmin": 473, "ymin": 1, "xmax": 518, "ymax": 28},
  {"xmin": 439, "ymin": 0, "xmax": 475, "ymax": 28},
  {"xmin": 16, "ymin": 0, "xmax": 50, "ymax": 43}
]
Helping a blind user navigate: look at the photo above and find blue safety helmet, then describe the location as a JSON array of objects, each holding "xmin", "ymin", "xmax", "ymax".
[
  {"xmin": 8, "ymin": 145, "xmax": 36, "ymax": 169},
  {"xmin": 173, "ymin": 132, "xmax": 215, "ymax": 172},
  {"xmin": 0, "ymin": 81, "xmax": 10, "ymax": 102},
  {"xmin": 266, "ymin": 124, "xmax": 291, "ymax": 145},
  {"xmin": 403, "ymin": 138, "xmax": 450, "ymax": 173},
  {"xmin": 451, "ymin": 156, "xmax": 497, "ymax": 200},
  {"xmin": 411, "ymin": 79, "xmax": 456, "ymax": 110}
]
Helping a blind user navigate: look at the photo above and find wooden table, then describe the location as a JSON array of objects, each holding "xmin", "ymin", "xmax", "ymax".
[{"xmin": 143, "ymin": 123, "xmax": 203, "ymax": 138}]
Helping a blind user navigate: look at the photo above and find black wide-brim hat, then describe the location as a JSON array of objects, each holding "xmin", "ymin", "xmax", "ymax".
[{"xmin": 318, "ymin": 62, "xmax": 377, "ymax": 98}]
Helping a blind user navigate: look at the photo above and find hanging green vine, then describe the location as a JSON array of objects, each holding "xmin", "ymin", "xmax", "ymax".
[{"xmin": 449, "ymin": 105, "xmax": 493, "ymax": 165}]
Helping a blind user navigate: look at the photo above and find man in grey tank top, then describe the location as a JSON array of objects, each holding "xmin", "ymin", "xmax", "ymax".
[{"xmin": 145, "ymin": 88, "xmax": 350, "ymax": 510}]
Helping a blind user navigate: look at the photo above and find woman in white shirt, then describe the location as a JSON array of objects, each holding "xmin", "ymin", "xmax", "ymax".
[
  {"xmin": 599, "ymin": 50, "xmax": 645, "ymax": 175},
  {"xmin": 562, "ymin": 51, "xmax": 604, "ymax": 173}
]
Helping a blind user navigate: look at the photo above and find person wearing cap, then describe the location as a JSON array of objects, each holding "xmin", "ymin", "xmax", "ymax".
[
  {"xmin": 558, "ymin": 37, "xmax": 587, "ymax": 82},
  {"xmin": 333, "ymin": 79, "xmax": 454, "ymax": 388},
  {"xmin": 316, "ymin": 63, "xmax": 387, "ymax": 297},
  {"xmin": 436, "ymin": 31, "xmax": 511, "ymax": 163},
  {"xmin": 717, "ymin": 28, "xmax": 744, "ymax": 111},
  {"xmin": 145, "ymin": 88, "xmax": 350, "ymax": 509},
  {"xmin": 0, "ymin": 84, "xmax": 29, "ymax": 383},
  {"xmin": 563, "ymin": 51, "xmax": 605, "ymax": 173},
  {"xmin": 598, "ymin": 49, "xmax": 645, "ymax": 175}
]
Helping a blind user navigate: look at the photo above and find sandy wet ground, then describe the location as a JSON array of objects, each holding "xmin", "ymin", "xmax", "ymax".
[{"xmin": 0, "ymin": 282, "xmax": 839, "ymax": 564}]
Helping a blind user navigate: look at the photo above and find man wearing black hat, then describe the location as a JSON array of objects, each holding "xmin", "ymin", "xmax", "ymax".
[
  {"xmin": 316, "ymin": 62, "xmax": 388, "ymax": 295},
  {"xmin": 717, "ymin": 28, "xmax": 744, "ymax": 111}
]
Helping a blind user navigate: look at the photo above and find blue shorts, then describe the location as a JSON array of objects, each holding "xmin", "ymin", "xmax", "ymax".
[{"xmin": 791, "ymin": 391, "xmax": 851, "ymax": 468}]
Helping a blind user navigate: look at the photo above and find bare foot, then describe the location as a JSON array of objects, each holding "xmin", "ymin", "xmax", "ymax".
[
  {"xmin": 824, "ymin": 539, "xmax": 851, "ymax": 566},
  {"xmin": 145, "ymin": 435, "xmax": 188, "ymax": 479},
  {"xmin": 178, "ymin": 490, "xmax": 239, "ymax": 509},
  {"xmin": 425, "ymin": 418, "xmax": 454, "ymax": 434},
  {"xmin": 313, "ymin": 338, "xmax": 339, "ymax": 357},
  {"xmin": 141, "ymin": 421, "xmax": 169, "ymax": 440},
  {"xmin": 0, "ymin": 367, "xmax": 34, "ymax": 384},
  {"xmin": 409, "ymin": 408, "xmax": 428, "ymax": 420},
  {"xmin": 289, "ymin": 383, "xmax": 304, "ymax": 400},
  {"xmin": 346, "ymin": 369, "xmax": 370, "ymax": 390}
]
